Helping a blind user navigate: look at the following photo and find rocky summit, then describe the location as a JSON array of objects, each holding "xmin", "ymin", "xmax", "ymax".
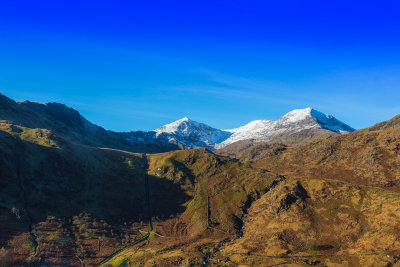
[{"xmin": 0, "ymin": 93, "xmax": 399, "ymax": 267}]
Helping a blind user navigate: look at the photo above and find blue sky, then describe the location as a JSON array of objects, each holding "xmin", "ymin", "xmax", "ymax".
[{"xmin": 1, "ymin": 0, "xmax": 400, "ymax": 131}]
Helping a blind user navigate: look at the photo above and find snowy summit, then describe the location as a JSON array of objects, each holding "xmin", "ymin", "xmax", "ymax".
[{"xmin": 125, "ymin": 108, "xmax": 355, "ymax": 150}]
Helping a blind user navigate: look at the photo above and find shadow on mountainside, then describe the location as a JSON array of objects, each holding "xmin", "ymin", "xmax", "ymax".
[
  {"xmin": 0, "ymin": 124, "xmax": 284, "ymax": 266},
  {"xmin": 0, "ymin": 129, "xmax": 191, "ymax": 265}
]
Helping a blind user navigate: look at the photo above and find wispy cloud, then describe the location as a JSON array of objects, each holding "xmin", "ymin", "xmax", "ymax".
[{"xmin": 161, "ymin": 69, "xmax": 312, "ymax": 106}]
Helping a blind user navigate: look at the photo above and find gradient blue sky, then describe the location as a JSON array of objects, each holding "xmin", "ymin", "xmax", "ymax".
[{"xmin": 1, "ymin": 0, "xmax": 400, "ymax": 131}]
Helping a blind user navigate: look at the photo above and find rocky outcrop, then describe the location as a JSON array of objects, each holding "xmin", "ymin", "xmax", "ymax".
[{"xmin": 218, "ymin": 178, "xmax": 400, "ymax": 266}]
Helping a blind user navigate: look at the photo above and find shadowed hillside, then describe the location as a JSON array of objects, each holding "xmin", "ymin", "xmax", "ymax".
[
  {"xmin": 0, "ymin": 118, "xmax": 282, "ymax": 265},
  {"xmin": 0, "ymin": 120, "xmax": 188, "ymax": 265}
]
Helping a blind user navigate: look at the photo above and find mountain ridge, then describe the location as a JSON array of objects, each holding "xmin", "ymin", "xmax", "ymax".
[
  {"xmin": 0, "ymin": 93, "xmax": 170, "ymax": 153},
  {"xmin": 126, "ymin": 107, "xmax": 355, "ymax": 150},
  {"xmin": 0, "ymin": 94, "xmax": 355, "ymax": 151},
  {"xmin": 1, "ymin": 93, "xmax": 400, "ymax": 266}
]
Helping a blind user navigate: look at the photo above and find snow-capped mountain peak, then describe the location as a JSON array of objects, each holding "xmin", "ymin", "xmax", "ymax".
[
  {"xmin": 278, "ymin": 107, "xmax": 355, "ymax": 133},
  {"xmin": 215, "ymin": 108, "xmax": 354, "ymax": 148},
  {"xmin": 151, "ymin": 117, "xmax": 231, "ymax": 149},
  {"xmin": 154, "ymin": 117, "xmax": 194, "ymax": 135},
  {"xmin": 279, "ymin": 107, "xmax": 314, "ymax": 123},
  {"xmin": 125, "ymin": 108, "xmax": 355, "ymax": 150}
]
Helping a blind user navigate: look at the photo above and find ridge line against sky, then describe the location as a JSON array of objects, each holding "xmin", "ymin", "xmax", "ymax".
[{"xmin": 1, "ymin": 0, "xmax": 400, "ymax": 131}]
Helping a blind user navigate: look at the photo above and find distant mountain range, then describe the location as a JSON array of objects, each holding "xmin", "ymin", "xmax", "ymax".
[
  {"xmin": 124, "ymin": 107, "xmax": 355, "ymax": 150},
  {"xmin": 0, "ymin": 93, "xmax": 354, "ymax": 151}
]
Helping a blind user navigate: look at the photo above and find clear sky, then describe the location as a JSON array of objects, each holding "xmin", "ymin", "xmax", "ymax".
[{"xmin": 1, "ymin": 0, "xmax": 400, "ymax": 131}]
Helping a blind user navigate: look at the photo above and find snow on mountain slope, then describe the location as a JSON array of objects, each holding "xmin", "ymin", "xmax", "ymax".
[
  {"xmin": 125, "ymin": 108, "xmax": 355, "ymax": 150},
  {"xmin": 125, "ymin": 117, "xmax": 231, "ymax": 150},
  {"xmin": 278, "ymin": 107, "xmax": 354, "ymax": 133},
  {"xmin": 154, "ymin": 117, "xmax": 232, "ymax": 148},
  {"xmin": 228, "ymin": 120, "xmax": 274, "ymax": 134},
  {"xmin": 218, "ymin": 120, "xmax": 276, "ymax": 147},
  {"xmin": 216, "ymin": 108, "xmax": 355, "ymax": 148}
]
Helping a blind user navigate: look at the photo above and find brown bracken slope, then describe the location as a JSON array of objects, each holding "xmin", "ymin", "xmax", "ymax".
[
  {"xmin": 1, "ymin": 93, "xmax": 400, "ymax": 266},
  {"xmin": 100, "ymin": 116, "xmax": 400, "ymax": 267},
  {"xmin": 250, "ymin": 124, "xmax": 400, "ymax": 192}
]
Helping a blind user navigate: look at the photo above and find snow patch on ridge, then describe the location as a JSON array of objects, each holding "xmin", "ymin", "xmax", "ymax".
[{"xmin": 227, "ymin": 120, "xmax": 274, "ymax": 134}]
